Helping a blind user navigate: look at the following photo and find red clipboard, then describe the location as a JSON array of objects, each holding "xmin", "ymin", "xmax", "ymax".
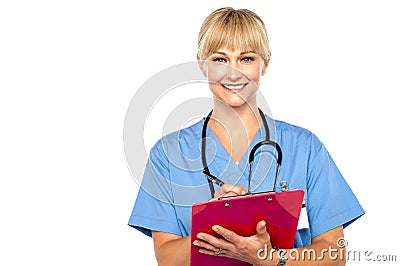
[{"xmin": 190, "ymin": 190, "xmax": 304, "ymax": 266}]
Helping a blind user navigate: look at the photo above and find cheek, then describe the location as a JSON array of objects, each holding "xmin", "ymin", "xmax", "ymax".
[
  {"xmin": 204, "ymin": 63, "xmax": 227, "ymax": 83},
  {"xmin": 243, "ymin": 67, "xmax": 262, "ymax": 84},
  {"xmin": 208, "ymin": 82, "xmax": 220, "ymax": 94}
]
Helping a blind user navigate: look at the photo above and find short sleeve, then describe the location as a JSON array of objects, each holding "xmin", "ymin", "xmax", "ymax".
[
  {"xmin": 128, "ymin": 140, "xmax": 182, "ymax": 237},
  {"xmin": 306, "ymin": 135, "xmax": 365, "ymax": 238}
]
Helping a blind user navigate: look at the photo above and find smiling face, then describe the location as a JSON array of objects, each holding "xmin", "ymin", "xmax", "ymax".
[
  {"xmin": 202, "ymin": 48, "xmax": 268, "ymax": 107},
  {"xmin": 197, "ymin": 7, "xmax": 271, "ymax": 109}
]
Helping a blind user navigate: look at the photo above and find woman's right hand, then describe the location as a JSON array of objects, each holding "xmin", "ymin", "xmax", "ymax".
[{"xmin": 210, "ymin": 183, "xmax": 246, "ymax": 201}]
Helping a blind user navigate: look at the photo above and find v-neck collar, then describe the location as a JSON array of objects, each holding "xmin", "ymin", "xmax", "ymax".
[
  {"xmin": 207, "ymin": 126, "xmax": 265, "ymax": 166},
  {"xmin": 203, "ymin": 121, "xmax": 268, "ymax": 183},
  {"xmin": 200, "ymin": 114, "xmax": 279, "ymax": 192}
]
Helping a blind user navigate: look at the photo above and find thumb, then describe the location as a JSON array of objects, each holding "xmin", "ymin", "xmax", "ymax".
[{"xmin": 256, "ymin": 220, "xmax": 269, "ymax": 239}]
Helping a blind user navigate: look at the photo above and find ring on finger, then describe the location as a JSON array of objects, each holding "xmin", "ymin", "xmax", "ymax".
[{"xmin": 215, "ymin": 247, "xmax": 223, "ymax": 255}]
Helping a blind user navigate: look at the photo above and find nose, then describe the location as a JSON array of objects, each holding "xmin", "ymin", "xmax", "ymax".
[{"xmin": 226, "ymin": 65, "xmax": 243, "ymax": 82}]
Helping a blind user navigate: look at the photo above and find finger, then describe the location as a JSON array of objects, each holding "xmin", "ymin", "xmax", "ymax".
[
  {"xmin": 193, "ymin": 239, "xmax": 220, "ymax": 253},
  {"xmin": 223, "ymin": 183, "xmax": 246, "ymax": 195},
  {"xmin": 215, "ymin": 184, "xmax": 246, "ymax": 198},
  {"xmin": 197, "ymin": 232, "xmax": 232, "ymax": 250},
  {"xmin": 214, "ymin": 188, "xmax": 239, "ymax": 199},
  {"xmin": 198, "ymin": 247, "xmax": 227, "ymax": 257},
  {"xmin": 212, "ymin": 225, "xmax": 241, "ymax": 244},
  {"xmin": 221, "ymin": 191, "xmax": 241, "ymax": 198}
]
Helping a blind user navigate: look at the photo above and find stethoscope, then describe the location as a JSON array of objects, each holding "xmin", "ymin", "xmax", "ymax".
[{"xmin": 201, "ymin": 108, "xmax": 282, "ymax": 198}]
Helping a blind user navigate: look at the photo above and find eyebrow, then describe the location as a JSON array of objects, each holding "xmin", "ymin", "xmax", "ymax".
[{"xmin": 214, "ymin": 50, "xmax": 257, "ymax": 55}]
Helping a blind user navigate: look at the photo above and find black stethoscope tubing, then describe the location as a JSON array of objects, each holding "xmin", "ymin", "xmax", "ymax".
[{"xmin": 201, "ymin": 108, "xmax": 282, "ymax": 198}]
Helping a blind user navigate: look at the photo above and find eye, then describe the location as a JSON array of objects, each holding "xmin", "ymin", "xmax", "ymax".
[
  {"xmin": 212, "ymin": 57, "xmax": 227, "ymax": 63},
  {"xmin": 241, "ymin": 57, "xmax": 254, "ymax": 63}
]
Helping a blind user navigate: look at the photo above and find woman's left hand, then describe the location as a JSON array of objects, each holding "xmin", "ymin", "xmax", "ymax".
[{"xmin": 193, "ymin": 220, "xmax": 277, "ymax": 266}]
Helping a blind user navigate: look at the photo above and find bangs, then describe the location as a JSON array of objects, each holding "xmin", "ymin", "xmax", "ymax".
[{"xmin": 199, "ymin": 9, "xmax": 270, "ymax": 60}]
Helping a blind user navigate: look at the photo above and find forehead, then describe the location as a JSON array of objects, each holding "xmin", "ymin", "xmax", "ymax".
[
  {"xmin": 205, "ymin": 41, "xmax": 261, "ymax": 58},
  {"xmin": 212, "ymin": 47, "xmax": 257, "ymax": 55},
  {"xmin": 202, "ymin": 26, "xmax": 263, "ymax": 58}
]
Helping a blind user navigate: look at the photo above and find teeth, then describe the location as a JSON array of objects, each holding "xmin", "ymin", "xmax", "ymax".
[{"xmin": 223, "ymin": 84, "xmax": 246, "ymax": 90}]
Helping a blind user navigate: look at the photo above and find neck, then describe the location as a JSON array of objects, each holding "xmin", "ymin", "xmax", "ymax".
[
  {"xmin": 207, "ymin": 98, "xmax": 264, "ymax": 163},
  {"xmin": 211, "ymin": 99, "xmax": 262, "ymax": 131}
]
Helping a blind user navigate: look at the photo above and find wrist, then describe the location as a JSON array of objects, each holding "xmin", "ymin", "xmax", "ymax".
[{"xmin": 274, "ymin": 248, "xmax": 287, "ymax": 266}]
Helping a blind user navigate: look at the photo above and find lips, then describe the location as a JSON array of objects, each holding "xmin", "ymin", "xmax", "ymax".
[{"xmin": 221, "ymin": 83, "xmax": 247, "ymax": 91}]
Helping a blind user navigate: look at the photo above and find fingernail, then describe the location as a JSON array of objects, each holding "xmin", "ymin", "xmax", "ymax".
[
  {"xmin": 212, "ymin": 225, "xmax": 219, "ymax": 232},
  {"xmin": 197, "ymin": 233, "xmax": 204, "ymax": 239},
  {"xmin": 193, "ymin": 240, "xmax": 200, "ymax": 246}
]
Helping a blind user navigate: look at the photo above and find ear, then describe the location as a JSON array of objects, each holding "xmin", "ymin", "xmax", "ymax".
[
  {"xmin": 261, "ymin": 59, "xmax": 270, "ymax": 76},
  {"xmin": 197, "ymin": 54, "xmax": 207, "ymax": 77}
]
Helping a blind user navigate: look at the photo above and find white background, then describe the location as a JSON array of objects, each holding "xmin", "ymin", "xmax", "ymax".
[{"xmin": 1, "ymin": 0, "xmax": 399, "ymax": 265}]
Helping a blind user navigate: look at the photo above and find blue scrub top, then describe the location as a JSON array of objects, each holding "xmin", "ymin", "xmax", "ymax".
[{"xmin": 128, "ymin": 116, "xmax": 364, "ymax": 248}]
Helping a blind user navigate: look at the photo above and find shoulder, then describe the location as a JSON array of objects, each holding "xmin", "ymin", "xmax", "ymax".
[
  {"xmin": 273, "ymin": 119, "xmax": 324, "ymax": 154},
  {"xmin": 150, "ymin": 118, "xmax": 203, "ymax": 159},
  {"xmin": 274, "ymin": 119, "xmax": 316, "ymax": 140}
]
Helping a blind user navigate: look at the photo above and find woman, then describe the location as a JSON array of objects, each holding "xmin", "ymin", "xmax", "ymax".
[{"xmin": 128, "ymin": 7, "xmax": 364, "ymax": 265}]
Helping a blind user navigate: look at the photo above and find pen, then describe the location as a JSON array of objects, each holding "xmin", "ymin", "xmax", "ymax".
[{"xmin": 202, "ymin": 170, "xmax": 225, "ymax": 187}]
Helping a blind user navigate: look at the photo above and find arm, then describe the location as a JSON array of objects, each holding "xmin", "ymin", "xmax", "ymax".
[
  {"xmin": 151, "ymin": 183, "xmax": 246, "ymax": 265},
  {"xmin": 152, "ymin": 231, "xmax": 190, "ymax": 266},
  {"xmin": 195, "ymin": 223, "xmax": 346, "ymax": 265},
  {"xmin": 286, "ymin": 226, "xmax": 346, "ymax": 265}
]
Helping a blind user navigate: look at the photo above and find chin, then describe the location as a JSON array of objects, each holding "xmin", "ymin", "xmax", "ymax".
[
  {"xmin": 225, "ymin": 93, "xmax": 257, "ymax": 107},
  {"xmin": 220, "ymin": 98, "xmax": 248, "ymax": 108}
]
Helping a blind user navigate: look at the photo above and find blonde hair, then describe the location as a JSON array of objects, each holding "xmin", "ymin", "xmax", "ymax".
[{"xmin": 198, "ymin": 7, "xmax": 271, "ymax": 61}]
